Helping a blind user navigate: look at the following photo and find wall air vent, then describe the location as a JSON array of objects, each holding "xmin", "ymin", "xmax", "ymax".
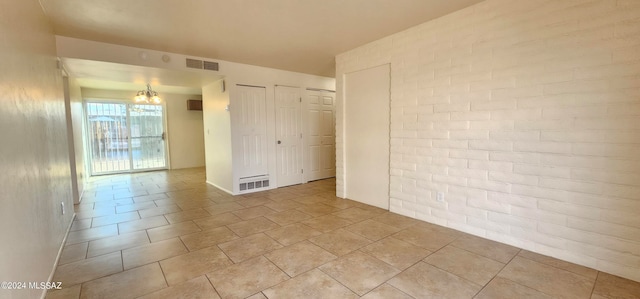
[
  {"xmin": 203, "ymin": 61, "xmax": 219, "ymax": 71},
  {"xmin": 186, "ymin": 58, "xmax": 219, "ymax": 71},
  {"xmin": 239, "ymin": 175, "xmax": 269, "ymax": 193}
]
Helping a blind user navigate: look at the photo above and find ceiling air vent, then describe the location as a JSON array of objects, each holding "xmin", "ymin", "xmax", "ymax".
[
  {"xmin": 203, "ymin": 61, "xmax": 219, "ymax": 71},
  {"xmin": 186, "ymin": 58, "xmax": 219, "ymax": 71},
  {"xmin": 186, "ymin": 58, "xmax": 203, "ymax": 69}
]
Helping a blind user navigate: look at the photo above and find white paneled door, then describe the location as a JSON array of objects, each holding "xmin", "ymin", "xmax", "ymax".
[
  {"xmin": 236, "ymin": 85, "xmax": 269, "ymax": 178},
  {"xmin": 306, "ymin": 90, "xmax": 336, "ymax": 181},
  {"xmin": 275, "ymin": 86, "xmax": 304, "ymax": 187}
]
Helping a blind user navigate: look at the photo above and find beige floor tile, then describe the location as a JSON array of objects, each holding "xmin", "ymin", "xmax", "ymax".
[
  {"xmin": 218, "ymin": 233, "xmax": 283, "ymax": 263},
  {"xmin": 262, "ymin": 269, "xmax": 358, "ymax": 299},
  {"xmin": 87, "ymin": 231, "xmax": 149, "ymax": 258},
  {"xmin": 138, "ymin": 204, "xmax": 182, "ymax": 218},
  {"xmin": 154, "ymin": 198, "xmax": 180, "ymax": 207},
  {"xmin": 322, "ymin": 197, "xmax": 361, "ymax": 209},
  {"xmin": 265, "ymin": 210, "xmax": 312, "ymax": 225},
  {"xmin": 122, "ymin": 238, "xmax": 188, "ymax": 270},
  {"xmin": 265, "ymin": 191, "xmax": 299, "ymax": 201},
  {"xmin": 291, "ymin": 195, "xmax": 329, "ymax": 205},
  {"xmin": 133, "ymin": 193, "xmax": 169, "ymax": 203},
  {"xmin": 389, "ymin": 262, "xmax": 481, "ymax": 298},
  {"xmin": 180, "ymin": 226, "xmax": 238, "ymax": 251},
  {"xmin": 309, "ymin": 229, "xmax": 372, "ymax": 256},
  {"xmin": 498, "ymin": 256, "xmax": 595, "ymax": 299},
  {"xmin": 80, "ymin": 263, "xmax": 166, "ymax": 299},
  {"xmin": 237, "ymin": 197, "xmax": 274, "ymax": 207},
  {"xmin": 203, "ymin": 202, "xmax": 245, "ymax": 215},
  {"xmin": 208, "ymin": 256, "xmax": 289, "ymax": 299},
  {"xmin": 519, "ymin": 250, "xmax": 598, "ymax": 280},
  {"xmin": 475, "ymin": 276, "xmax": 553, "ymax": 299},
  {"xmin": 147, "ymin": 221, "xmax": 201, "ymax": 242},
  {"xmin": 360, "ymin": 237, "xmax": 431, "ymax": 270},
  {"xmin": 392, "ymin": 225, "xmax": 459, "ymax": 252},
  {"xmin": 70, "ymin": 219, "xmax": 92, "ymax": 232},
  {"xmin": 45, "ymin": 284, "xmax": 81, "ymax": 299},
  {"xmin": 450, "ymin": 234, "xmax": 520, "ymax": 264},
  {"xmin": 232, "ymin": 206, "xmax": 277, "ymax": 220},
  {"xmin": 245, "ymin": 292, "xmax": 267, "ymax": 299},
  {"xmin": 296, "ymin": 203, "xmax": 342, "ymax": 217},
  {"xmin": 319, "ymin": 251, "xmax": 400, "ymax": 295},
  {"xmin": 161, "ymin": 246, "xmax": 232, "ymax": 285},
  {"xmin": 65, "ymin": 224, "xmax": 119, "ymax": 245},
  {"xmin": 116, "ymin": 201, "xmax": 158, "ymax": 213},
  {"xmin": 264, "ymin": 199, "xmax": 305, "ymax": 212},
  {"xmin": 592, "ymin": 272, "xmax": 640, "ymax": 299},
  {"xmin": 164, "ymin": 208, "xmax": 211, "ymax": 224},
  {"xmin": 118, "ymin": 215, "xmax": 169, "ymax": 234},
  {"xmin": 91, "ymin": 211, "xmax": 140, "ymax": 227},
  {"xmin": 265, "ymin": 241, "xmax": 337, "ymax": 277},
  {"xmin": 193, "ymin": 213, "xmax": 243, "ymax": 231},
  {"xmin": 138, "ymin": 275, "xmax": 220, "ymax": 299},
  {"xmin": 425, "ymin": 245, "xmax": 505, "ymax": 286},
  {"xmin": 226, "ymin": 217, "xmax": 280, "ymax": 237},
  {"xmin": 92, "ymin": 198, "xmax": 135, "ymax": 209},
  {"xmin": 332, "ymin": 207, "xmax": 385, "ymax": 222},
  {"xmin": 53, "ymin": 252, "xmax": 122, "ymax": 287},
  {"xmin": 360, "ymin": 284, "xmax": 413, "ymax": 299},
  {"xmin": 301, "ymin": 214, "xmax": 354, "ymax": 232},
  {"xmin": 371, "ymin": 212, "xmax": 421, "ymax": 229},
  {"xmin": 345, "ymin": 219, "xmax": 401, "ymax": 241},
  {"xmin": 176, "ymin": 199, "xmax": 217, "ymax": 210},
  {"xmin": 59, "ymin": 242, "xmax": 88, "ymax": 265},
  {"xmin": 265, "ymin": 223, "xmax": 323, "ymax": 246},
  {"xmin": 75, "ymin": 206, "xmax": 116, "ymax": 220}
]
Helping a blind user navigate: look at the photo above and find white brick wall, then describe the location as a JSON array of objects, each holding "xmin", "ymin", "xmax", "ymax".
[{"xmin": 336, "ymin": 0, "xmax": 640, "ymax": 282}]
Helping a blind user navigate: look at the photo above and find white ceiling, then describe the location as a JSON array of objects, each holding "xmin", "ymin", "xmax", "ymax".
[{"xmin": 41, "ymin": 0, "xmax": 484, "ymax": 91}]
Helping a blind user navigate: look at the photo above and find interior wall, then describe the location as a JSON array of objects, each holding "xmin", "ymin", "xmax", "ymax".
[
  {"xmin": 202, "ymin": 80, "xmax": 233, "ymax": 193},
  {"xmin": 165, "ymin": 94, "xmax": 205, "ymax": 169},
  {"xmin": 81, "ymin": 88, "xmax": 205, "ymax": 170},
  {"xmin": 67, "ymin": 77, "xmax": 86, "ymax": 203},
  {"xmin": 0, "ymin": 1, "xmax": 74, "ymax": 298},
  {"xmin": 344, "ymin": 64, "xmax": 391, "ymax": 209},
  {"xmin": 336, "ymin": 0, "xmax": 640, "ymax": 282}
]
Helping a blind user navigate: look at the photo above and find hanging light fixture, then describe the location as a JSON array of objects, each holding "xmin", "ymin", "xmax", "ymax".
[{"xmin": 134, "ymin": 84, "xmax": 161, "ymax": 104}]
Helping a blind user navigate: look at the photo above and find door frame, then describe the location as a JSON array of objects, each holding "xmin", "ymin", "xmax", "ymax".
[{"xmin": 83, "ymin": 98, "xmax": 170, "ymax": 176}]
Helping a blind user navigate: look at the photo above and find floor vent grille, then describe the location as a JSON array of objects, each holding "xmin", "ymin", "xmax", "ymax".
[{"xmin": 239, "ymin": 175, "xmax": 269, "ymax": 193}]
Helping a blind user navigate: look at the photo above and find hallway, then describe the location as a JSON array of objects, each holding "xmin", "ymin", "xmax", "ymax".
[{"xmin": 47, "ymin": 168, "xmax": 640, "ymax": 298}]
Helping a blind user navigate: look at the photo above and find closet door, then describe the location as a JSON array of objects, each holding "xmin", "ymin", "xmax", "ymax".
[
  {"xmin": 306, "ymin": 90, "xmax": 336, "ymax": 181},
  {"xmin": 235, "ymin": 85, "xmax": 268, "ymax": 178},
  {"xmin": 275, "ymin": 86, "xmax": 303, "ymax": 187}
]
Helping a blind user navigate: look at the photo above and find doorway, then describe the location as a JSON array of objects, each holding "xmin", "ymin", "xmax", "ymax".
[
  {"xmin": 86, "ymin": 101, "xmax": 168, "ymax": 175},
  {"xmin": 344, "ymin": 64, "xmax": 391, "ymax": 210}
]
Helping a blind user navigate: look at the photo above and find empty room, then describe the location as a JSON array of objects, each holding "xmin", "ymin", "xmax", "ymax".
[{"xmin": 1, "ymin": 0, "xmax": 639, "ymax": 298}]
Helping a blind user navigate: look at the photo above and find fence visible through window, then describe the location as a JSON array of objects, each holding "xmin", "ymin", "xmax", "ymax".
[{"xmin": 86, "ymin": 102, "xmax": 167, "ymax": 175}]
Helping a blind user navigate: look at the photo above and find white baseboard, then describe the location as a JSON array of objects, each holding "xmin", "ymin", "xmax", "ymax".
[
  {"xmin": 41, "ymin": 213, "xmax": 75, "ymax": 299},
  {"xmin": 206, "ymin": 180, "xmax": 234, "ymax": 195}
]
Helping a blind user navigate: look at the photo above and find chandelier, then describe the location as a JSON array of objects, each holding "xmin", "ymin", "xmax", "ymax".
[{"xmin": 134, "ymin": 84, "xmax": 161, "ymax": 104}]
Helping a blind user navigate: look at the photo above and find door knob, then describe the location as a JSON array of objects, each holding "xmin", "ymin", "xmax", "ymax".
[{"xmin": 277, "ymin": 140, "xmax": 281, "ymax": 144}]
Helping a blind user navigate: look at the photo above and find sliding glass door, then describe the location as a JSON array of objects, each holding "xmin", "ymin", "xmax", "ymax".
[{"xmin": 86, "ymin": 101, "xmax": 167, "ymax": 175}]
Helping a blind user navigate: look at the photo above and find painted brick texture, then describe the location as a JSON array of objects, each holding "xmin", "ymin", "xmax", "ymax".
[{"xmin": 336, "ymin": 0, "xmax": 640, "ymax": 282}]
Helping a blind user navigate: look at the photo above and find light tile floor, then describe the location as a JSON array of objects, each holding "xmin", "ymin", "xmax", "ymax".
[{"xmin": 47, "ymin": 168, "xmax": 640, "ymax": 299}]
